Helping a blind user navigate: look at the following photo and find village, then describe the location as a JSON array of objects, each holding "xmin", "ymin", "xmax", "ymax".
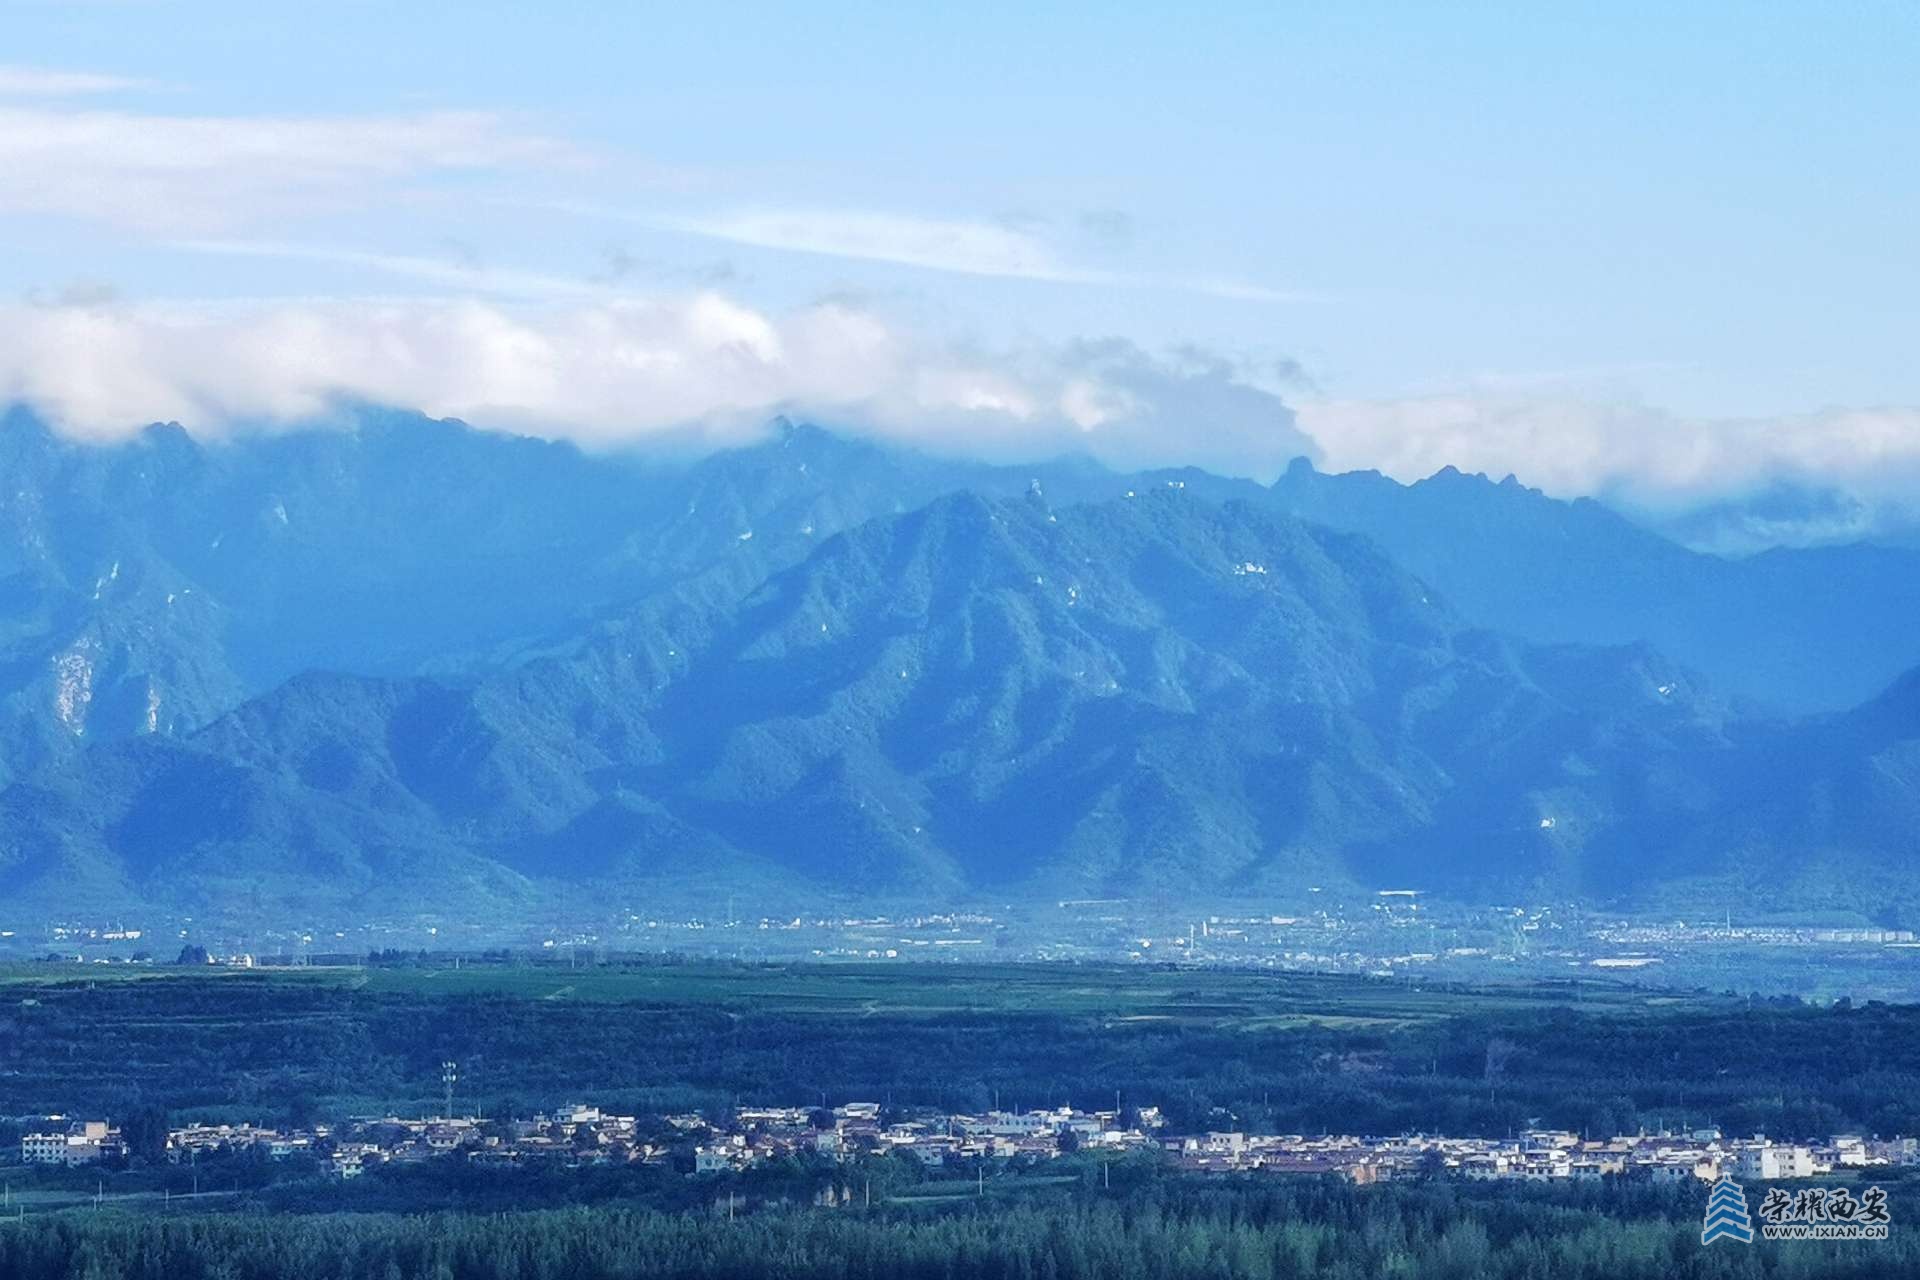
[{"xmin": 13, "ymin": 1103, "xmax": 1919, "ymax": 1188}]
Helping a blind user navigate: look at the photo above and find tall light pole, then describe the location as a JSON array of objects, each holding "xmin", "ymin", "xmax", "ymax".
[{"xmin": 442, "ymin": 1061, "xmax": 458, "ymax": 1120}]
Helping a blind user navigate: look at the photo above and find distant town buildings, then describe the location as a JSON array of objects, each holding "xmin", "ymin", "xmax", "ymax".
[{"xmin": 12, "ymin": 1103, "xmax": 1914, "ymax": 1188}]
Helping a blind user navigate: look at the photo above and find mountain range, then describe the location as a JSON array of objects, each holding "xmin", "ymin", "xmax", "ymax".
[{"xmin": 2, "ymin": 407, "xmax": 1916, "ymax": 927}]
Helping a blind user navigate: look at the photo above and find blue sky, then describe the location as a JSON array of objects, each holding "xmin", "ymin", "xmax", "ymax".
[{"xmin": 3, "ymin": 2, "xmax": 1918, "ymax": 501}]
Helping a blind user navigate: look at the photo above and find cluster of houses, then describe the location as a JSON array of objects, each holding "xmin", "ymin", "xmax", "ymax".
[
  {"xmin": 692, "ymin": 1104, "xmax": 1166, "ymax": 1173},
  {"xmin": 1165, "ymin": 1128, "xmax": 1920, "ymax": 1184},
  {"xmin": 15, "ymin": 1107, "xmax": 1919, "ymax": 1187},
  {"xmin": 18, "ymin": 1120, "xmax": 122, "ymax": 1167},
  {"xmin": 9, "ymin": 1103, "xmax": 1168, "ymax": 1181}
]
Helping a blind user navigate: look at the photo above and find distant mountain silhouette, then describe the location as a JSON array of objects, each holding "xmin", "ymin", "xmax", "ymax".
[
  {"xmin": 2, "ymin": 409, "xmax": 1917, "ymax": 924},
  {"xmin": 1269, "ymin": 457, "xmax": 1920, "ymax": 710}
]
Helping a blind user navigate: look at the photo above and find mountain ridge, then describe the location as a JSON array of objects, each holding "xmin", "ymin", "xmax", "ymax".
[
  {"xmin": 3, "ymin": 408, "xmax": 1917, "ymax": 927},
  {"xmin": 7, "ymin": 483, "xmax": 1913, "ymax": 925}
]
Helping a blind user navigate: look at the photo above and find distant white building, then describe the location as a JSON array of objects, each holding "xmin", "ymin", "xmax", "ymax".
[
  {"xmin": 695, "ymin": 1145, "xmax": 747, "ymax": 1173},
  {"xmin": 1649, "ymin": 1157, "xmax": 1718, "ymax": 1184},
  {"xmin": 1735, "ymin": 1144, "xmax": 1814, "ymax": 1180},
  {"xmin": 22, "ymin": 1120, "xmax": 119, "ymax": 1166},
  {"xmin": 1870, "ymin": 1137, "xmax": 1919, "ymax": 1165},
  {"xmin": 1830, "ymin": 1135, "xmax": 1869, "ymax": 1167},
  {"xmin": 953, "ymin": 1106, "xmax": 1113, "ymax": 1141},
  {"xmin": 990, "ymin": 1111, "xmax": 1051, "ymax": 1137}
]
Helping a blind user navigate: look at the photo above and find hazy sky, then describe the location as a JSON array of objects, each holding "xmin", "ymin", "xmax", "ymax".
[{"xmin": 4, "ymin": 3, "xmax": 1918, "ymax": 500}]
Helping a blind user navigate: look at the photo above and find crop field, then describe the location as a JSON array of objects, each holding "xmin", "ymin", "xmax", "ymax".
[
  {"xmin": 0, "ymin": 957, "xmax": 1905, "ymax": 1144},
  {"xmin": 0, "ymin": 957, "xmax": 1736, "ymax": 1029}
]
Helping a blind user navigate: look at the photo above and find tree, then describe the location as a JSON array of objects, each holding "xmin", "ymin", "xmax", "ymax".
[
  {"xmin": 286, "ymin": 1092, "xmax": 321, "ymax": 1131},
  {"xmin": 175, "ymin": 944, "xmax": 210, "ymax": 966},
  {"xmin": 121, "ymin": 1104, "xmax": 170, "ymax": 1164}
]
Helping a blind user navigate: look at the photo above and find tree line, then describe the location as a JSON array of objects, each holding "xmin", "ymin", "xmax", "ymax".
[{"xmin": 0, "ymin": 1177, "xmax": 1909, "ymax": 1280}]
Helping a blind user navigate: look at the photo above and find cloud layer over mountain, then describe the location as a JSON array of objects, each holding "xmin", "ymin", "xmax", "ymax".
[
  {"xmin": 13, "ymin": 287, "xmax": 1920, "ymax": 517},
  {"xmin": 1300, "ymin": 394, "xmax": 1920, "ymax": 506},
  {"xmin": 0, "ymin": 295, "xmax": 1318, "ymax": 476}
]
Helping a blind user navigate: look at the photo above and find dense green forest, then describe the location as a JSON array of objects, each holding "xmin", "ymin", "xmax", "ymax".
[
  {"xmin": 1, "ymin": 960, "xmax": 1915, "ymax": 1139},
  {"xmin": 0, "ymin": 1178, "xmax": 1908, "ymax": 1280},
  {"xmin": 3, "ymin": 961, "xmax": 1915, "ymax": 1279}
]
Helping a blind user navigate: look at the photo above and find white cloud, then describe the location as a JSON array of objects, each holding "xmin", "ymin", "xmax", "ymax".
[
  {"xmin": 656, "ymin": 208, "xmax": 1094, "ymax": 283},
  {"xmin": 562, "ymin": 202, "xmax": 1314, "ymax": 302},
  {"xmin": 0, "ymin": 106, "xmax": 582, "ymax": 232},
  {"xmin": 10, "ymin": 289, "xmax": 1918, "ymax": 505},
  {"xmin": 172, "ymin": 240, "xmax": 612, "ymax": 300},
  {"xmin": 1295, "ymin": 393, "xmax": 1920, "ymax": 503},
  {"xmin": 0, "ymin": 66, "xmax": 151, "ymax": 96},
  {"xmin": 0, "ymin": 292, "xmax": 1313, "ymax": 474}
]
